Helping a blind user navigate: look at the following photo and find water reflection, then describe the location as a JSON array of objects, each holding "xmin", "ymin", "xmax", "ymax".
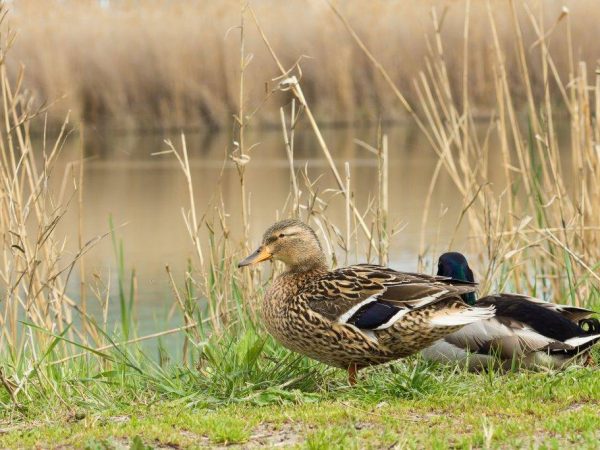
[{"xmin": 52, "ymin": 123, "xmax": 486, "ymax": 332}]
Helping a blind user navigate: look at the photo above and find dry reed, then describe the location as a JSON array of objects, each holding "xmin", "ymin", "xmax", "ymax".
[
  {"xmin": 0, "ymin": 0, "xmax": 598, "ymax": 390},
  {"xmin": 167, "ymin": 0, "xmax": 600, "ymax": 343},
  {"xmin": 6, "ymin": 0, "xmax": 600, "ymax": 130}
]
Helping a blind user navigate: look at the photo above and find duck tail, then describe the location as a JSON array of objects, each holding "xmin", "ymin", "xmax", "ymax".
[
  {"xmin": 430, "ymin": 305, "xmax": 495, "ymax": 327},
  {"xmin": 579, "ymin": 318, "xmax": 600, "ymax": 334}
]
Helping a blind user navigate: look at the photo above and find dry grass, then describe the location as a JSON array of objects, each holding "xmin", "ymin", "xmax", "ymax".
[
  {"xmin": 342, "ymin": 0, "xmax": 600, "ymax": 307},
  {"xmin": 6, "ymin": 0, "xmax": 600, "ymax": 129}
]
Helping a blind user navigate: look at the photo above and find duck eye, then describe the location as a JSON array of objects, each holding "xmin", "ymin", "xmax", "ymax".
[{"xmin": 278, "ymin": 233, "xmax": 285, "ymax": 238}]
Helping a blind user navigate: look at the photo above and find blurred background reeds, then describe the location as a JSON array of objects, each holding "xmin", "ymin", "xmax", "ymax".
[{"xmin": 7, "ymin": 0, "xmax": 600, "ymax": 130}]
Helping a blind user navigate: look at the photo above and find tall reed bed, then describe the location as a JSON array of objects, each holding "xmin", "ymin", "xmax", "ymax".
[
  {"xmin": 400, "ymin": 1, "xmax": 600, "ymax": 307},
  {"xmin": 159, "ymin": 0, "xmax": 600, "ymax": 372},
  {"xmin": 6, "ymin": 0, "xmax": 600, "ymax": 130},
  {"xmin": 186, "ymin": 0, "xmax": 600, "ymax": 320},
  {"xmin": 0, "ymin": 0, "xmax": 598, "ymax": 416}
]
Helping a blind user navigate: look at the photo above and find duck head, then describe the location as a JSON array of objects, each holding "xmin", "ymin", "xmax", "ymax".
[
  {"xmin": 238, "ymin": 219, "xmax": 327, "ymax": 273},
  {"xmin": 437, "ymin": 252, "xmax": 477, "ymax": 305}
]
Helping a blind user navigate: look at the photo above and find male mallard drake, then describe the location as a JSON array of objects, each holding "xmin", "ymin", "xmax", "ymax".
[
  {"xmin": 422, "ymin": 252, "xmax": 600, "ymax": 370},
  {"xmin": 238, "ymin": 219, "xmax": 495, "ymax": 384}
]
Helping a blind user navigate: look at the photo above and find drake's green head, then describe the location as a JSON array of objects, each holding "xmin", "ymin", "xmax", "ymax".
[{"xmin": 437, "ymin": 252, "xmax": 476, "ymax": 305}]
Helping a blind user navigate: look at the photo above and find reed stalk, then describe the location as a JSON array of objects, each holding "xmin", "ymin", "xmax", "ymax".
[
  {"xmin": 0, "ymin": 1, "xmax": 598, "ymax": 415},
  {"xmin": 325, "ymin": 1, "xmax": 599, "ymax": 306}
]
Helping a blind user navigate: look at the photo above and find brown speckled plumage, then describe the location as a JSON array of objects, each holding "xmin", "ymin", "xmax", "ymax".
[
  {"xmin": 261, "ymin": 264, "xmax": 480, "ymax": 368},
  {"xmin": 239, "ymin": 220, "xmax": 495, "ymax": 379}
]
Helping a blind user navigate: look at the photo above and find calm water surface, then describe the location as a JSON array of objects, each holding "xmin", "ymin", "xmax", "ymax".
[{"xmin": 51, "ymin": 124, "xmax": 505, "ymax": 336}]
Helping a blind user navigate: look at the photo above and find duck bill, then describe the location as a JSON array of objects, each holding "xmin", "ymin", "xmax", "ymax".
[{"xmin": 238, "ymin": 246, "xmax": 272, "ymax": 268}]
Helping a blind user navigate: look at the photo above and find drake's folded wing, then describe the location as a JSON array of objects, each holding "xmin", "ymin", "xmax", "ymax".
[
  {"xmin": 483, "ymin": 293, "xmax": 596, "ymax": 322},
  {"xmin": 477, "ymin": 295, "xmax": 589, "ymax": 342}
]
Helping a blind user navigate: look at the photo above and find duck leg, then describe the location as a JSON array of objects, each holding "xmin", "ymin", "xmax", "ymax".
[{"xmin": 347, "ymin": 363, "xmax": 359, "ymax": 386}]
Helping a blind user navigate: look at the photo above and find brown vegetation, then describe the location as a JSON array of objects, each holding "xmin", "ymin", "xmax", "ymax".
[
  {"xmin": 7, "ymin": 0, "xmax": 600, "ymax": 129},
  {"xmin": 2, "ymin": 0, "xmax": 599, "ymax": 357}
]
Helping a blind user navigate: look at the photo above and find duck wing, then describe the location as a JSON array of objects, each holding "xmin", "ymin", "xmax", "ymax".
[
  {"xmin": 487, "ymin": 293, "xmax": 596, "ymax": 322},
  {"xmin": 303, "ymin": 264, "xmax": 487, "ymax": 331},
  {"xmin": 477, "ymin": 294, "xmax": 594, "ymax": 342}
]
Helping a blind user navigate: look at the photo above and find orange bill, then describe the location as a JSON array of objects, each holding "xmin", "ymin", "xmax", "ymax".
[{"xmin": 238, "ymin": 246, "xmax": 272, "ymax": 267}]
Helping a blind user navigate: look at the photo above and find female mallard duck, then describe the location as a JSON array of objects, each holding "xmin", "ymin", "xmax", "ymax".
[
  {"xmin": 238, "ymin": 219, "xmax": 495, "ymax": 384},
  {"xmin": 422, "ymin": 252, "xmax": 600, "ymax": 370}
]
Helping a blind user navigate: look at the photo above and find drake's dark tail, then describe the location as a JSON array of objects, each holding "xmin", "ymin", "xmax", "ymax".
[
  {"xmin": 560, "ymin": 318, "xmax": 600, "ymax": 356},
  {"xmin": 579, "ymin": 318, "xmax": 600, "ymax": 334}
]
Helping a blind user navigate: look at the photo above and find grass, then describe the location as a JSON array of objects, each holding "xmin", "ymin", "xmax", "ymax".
[
  {"xmin": 0, "ymin": 1, "xmax": 599, "ymax": 448},
  {"xmin": 1, "ymin": 357, "xmax": 599, "ymax": 448},
  {"xmin": 5, "ymin": 0, "xmax": 600, "ymax": 130}
]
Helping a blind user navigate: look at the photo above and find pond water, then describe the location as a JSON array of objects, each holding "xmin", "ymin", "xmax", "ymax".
[{"xmin": 51, "ymin": 123, "xmax": 505, "ymax": 339}]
